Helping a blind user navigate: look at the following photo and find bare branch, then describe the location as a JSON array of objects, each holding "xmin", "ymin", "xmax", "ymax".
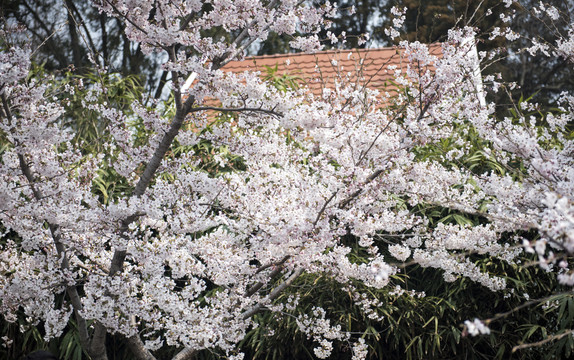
[{"xmin": 64, "ymin": 0, "xmax": 99, "ymax": 67}]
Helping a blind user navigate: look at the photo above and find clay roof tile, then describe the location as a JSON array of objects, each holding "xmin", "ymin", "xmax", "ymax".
[{"xmin": 221, "ymin": 44, "xmax": 442, "ymax": 98}]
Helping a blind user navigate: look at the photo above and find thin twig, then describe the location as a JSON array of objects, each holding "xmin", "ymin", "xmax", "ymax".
[
  {"xmin": 191, "ymin": 105, "xmax": 283, "ymax": 118},
  {"xmin": 513, "ymin": 330, "xmax": 574, "ymax": 352},
  {"xmin": 242, "ymin": 267, "xmax": 304, "ymax": 319},
  {"xmin": 313, "ymin": 190, "xmax": 338, "ymax": 226},
  {"xmin": 245, "ymin": 256, "xmax": 292, "ymax": 297}
]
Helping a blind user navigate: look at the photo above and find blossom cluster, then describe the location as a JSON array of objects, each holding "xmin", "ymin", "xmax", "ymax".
[{"xmin": 0, "ymin": 1, "xmax": 574, "ymax": 359}]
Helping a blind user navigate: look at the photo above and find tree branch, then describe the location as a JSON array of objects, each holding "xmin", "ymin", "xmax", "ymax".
[
  {"xmin": 3, "ymin": 91, "xmax": 92, "ymax": 351},
  {"xmin": 512, "ymin": 330, "xmax": 574, "ymax": 352},
  {"xmin": 91, "ymin": 55, "xmax": 198, "ymax": 360},
  {"xmin": 313, "ymin": 190, "xmax": 338, "ymax": 226},
  {"xmin": 355, "ymin": 103, "xmax": 407, "ymax": 166},
  {"xmin": 190, "ymin": 105, "xmax": 283, "ymax": 118},
  {"xmin": 245, "ymin": 255, "xmax": 291, "ymax": 297},
  {"xmin": 65, "ymin": 0, "xmax": 99, "ymax": 65},
  {"xmin": 124, "ymin": 335, "xmax": 157, "ymax": 360},
  {"xmin": 172, "ymin": 348, "xmax": 197, "ymax": 360},
  {"xmin": 338, "ymin": 169, "xmax": 384, "ymax": 209},
  {"xmin": 242, "ymin": 267, "xmax": 304, "ymax": 320},
  {"xmin": 212, "ymin": 0, "xmax": 282, "ymax": 68},
  {"xmin": 103, "ymin": 0, "xmax": 149, "ymax": 36},
  {"xmin": 16, "ymin": 154, "xmax": 91, "ymax": 350}
]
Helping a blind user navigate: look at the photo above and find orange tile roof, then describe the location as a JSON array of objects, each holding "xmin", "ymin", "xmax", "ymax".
[{"xmin": 221, "ymin": 44, "xmax": 443, "ymax": 97}]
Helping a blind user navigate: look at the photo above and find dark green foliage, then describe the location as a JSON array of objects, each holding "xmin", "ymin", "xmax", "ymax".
[
  {"xmin": 262, "ymin": 65, "xmax": 302, "ymax": 93},
  {"xmin": 62, "ymin": 71, "xmax": 145, "ymax": 153},
  {"xmin": 216, "ymin": 241, "xmax": 571, "ymax": 360},
  {"xmin": 0, "ymin": 315, "xmax": 89, "ymax": 360}
]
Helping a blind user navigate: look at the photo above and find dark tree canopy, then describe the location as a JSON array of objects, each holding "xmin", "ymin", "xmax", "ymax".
[
  {"xmin": 2, "ymin": 0, "xmax": 164, "ymax": 95},
  {"xmin": 321, "ymin": 0, "xmax": 574, "ymax": 105}
]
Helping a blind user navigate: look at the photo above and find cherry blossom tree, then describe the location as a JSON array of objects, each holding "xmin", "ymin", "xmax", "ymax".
[{"xmin": 1, "ymin": 1, "xmax": 574, "ymax": 359}]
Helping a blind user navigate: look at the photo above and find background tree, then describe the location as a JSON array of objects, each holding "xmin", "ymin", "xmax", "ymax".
[
  {"xmin": 1, "ymin": 0, "xmax": 154, "ymax": 72},
  {"xmin": 318, "ymin": 0, "xmax": 574, "ymax": 105}
]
